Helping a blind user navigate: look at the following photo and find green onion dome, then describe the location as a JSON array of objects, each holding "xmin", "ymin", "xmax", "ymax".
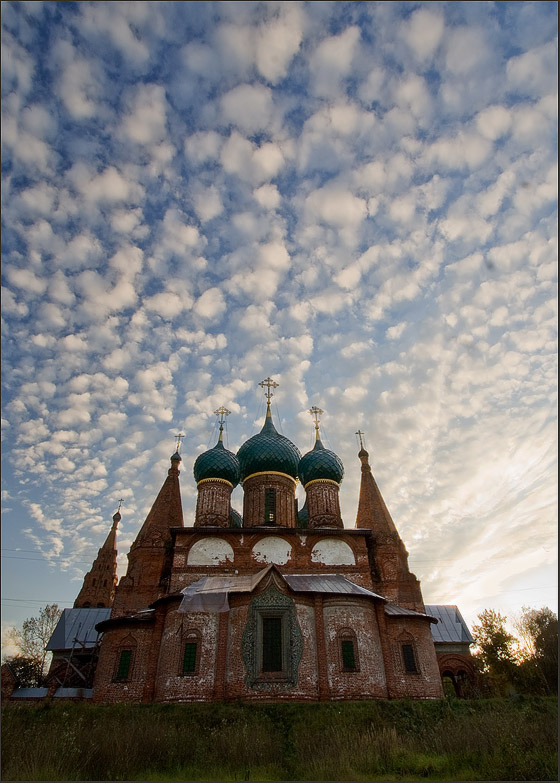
[
  {"xmin": 229, "ymin": 507, "xmax": 243, "ymax": 528},
  {"xmin": 237, "ymin": 409, "xmax": 301, "ymax": 481},
  {"xmin": 193, "ymin": 437, "xmax": 240, "ymax": 487},
  {"xmin": 298, "ymin": 437, "xmax": 344, "ymax": 486}
]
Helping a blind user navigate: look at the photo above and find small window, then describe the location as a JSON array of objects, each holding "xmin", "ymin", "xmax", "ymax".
[
  {"xmin": 262, "ymin": 616, "xmax": 283, "ymax": 672},
  {"xmin": 264, "ymin": 488, "xmax": 276, "ymax": 524},
  {"xmin": 402, "ymin": 643, "xmax": 418, "ymax": 673},
  {"xmin": 341, "ymin": 639, "xmax": 357, "ymax": 671},
  {"xmin": 115, "ymin": 649, "xmax": 132, "ymax": 681},
  {"xmin": 182, "ymin": 642, "xmax": 198, "ymax": 674}
]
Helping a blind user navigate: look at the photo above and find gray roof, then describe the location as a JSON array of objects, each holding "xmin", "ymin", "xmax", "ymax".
[
  {"xmin": 425, "ymin": 605, "xmax": 474, "ymax": 643},
  {"xmin": 53, "ymin": 687, "xmax": 93, "ymax": 699},
  {"xmin": 46, "ymin": 607, "xmax": 111, "ymax": 651},
  {"xmin": 11, "ymin": 688, "xmax": 49, "ymax": 699},
  {"xmin": 385, "ymin": 604, "xmax": 437, "ymax": 622},
  {"xmin": 283, "ymin": 574, "xmax": 384, "ymax": 599}
]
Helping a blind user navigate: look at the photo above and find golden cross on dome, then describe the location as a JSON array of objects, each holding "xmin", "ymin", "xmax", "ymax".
[
  {"xmin": 214, "ymin": 406, "xmax": 231, "ymax": 428},
  {"xmin": 309, "ymin": 406, "xmax": 324, "ymax": 436},
  {"xmin": 174, "ymin": 433, "xmax": 185, "ymax": 452},
  {"xmin": 258, "ymin": 376, "xmax": 279, "ymax": 404},
  {"xmin": 355, "ymin": 430, "xmax": 365, "ymax": 449},
  {"xmin": 117, "ymin": 498, "xmax": 124, "ymax": 512}
]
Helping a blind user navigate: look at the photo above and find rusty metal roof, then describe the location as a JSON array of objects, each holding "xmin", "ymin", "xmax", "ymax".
[
  {"xmin": 46, "ymin": 607, "xmax": 111, "ymax": 651},
  {"xmin": 425, "ymin": 605, "xmax": 474, "ymax": 643}
]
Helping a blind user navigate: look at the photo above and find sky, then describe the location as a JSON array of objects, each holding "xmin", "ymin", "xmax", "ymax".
[{"xmin": 1, "ymin": 0, "xmax": 557, "ymax": 654}]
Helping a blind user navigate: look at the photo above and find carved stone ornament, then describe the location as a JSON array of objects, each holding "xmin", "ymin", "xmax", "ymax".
[{"xmin": 241, "ymin": 585, "xmax": 303, "ymax": 691}]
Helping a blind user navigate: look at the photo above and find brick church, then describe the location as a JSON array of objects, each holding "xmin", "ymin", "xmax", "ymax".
[{"xmin": 30, "ymin": 377, "xmax": 474, "ymax": 704}]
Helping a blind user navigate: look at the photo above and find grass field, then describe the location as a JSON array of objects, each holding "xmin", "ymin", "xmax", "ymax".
[{"xmin": 1, "ymin": 696, "xmax": 557, "ymax": 781}]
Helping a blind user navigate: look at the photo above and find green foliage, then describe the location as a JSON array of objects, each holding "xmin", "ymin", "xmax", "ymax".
[
  {"xmin": 2, "ymin": 655, "xmax": 43, "ymax": 688},
  {"xmin": 515, "ymin": 606, "xmax": 558, "ymax": 695},
  {"xmin": 471, "ymin": 608, "xmax": 520, "ymax": 696},
  {"xmin": 4, "ymin": 604, "xmax": 62, "ymax": 685},
  {"xmin": 1, "ymin": 697, "xmax": 557, "ymax": 781}
]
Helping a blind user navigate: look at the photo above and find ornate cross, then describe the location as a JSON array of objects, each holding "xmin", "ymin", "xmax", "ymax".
[
  {"xmin": 355, "ymin": 430, "xmax": 366, "ymax": 449},
  {"xmin": 258, "ymin": 376, "xmax": 279, "ymax": 403},
  {"xmin": 117, "ymin": 498, "xmax": 124, "ymax": 512},
  {"xmin": 309, "ymin": 406, "xmax": 324, "ymax": 434},
  {"xmin": 214, "ymin": 406, "xmax": 231, "ymax": 429},
  {"xmin": 174, "ymin": 433, "xmax": 185, "ymax": 452}
]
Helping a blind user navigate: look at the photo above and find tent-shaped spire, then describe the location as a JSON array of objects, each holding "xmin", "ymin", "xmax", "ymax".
[
  {"xmin": 355, "ymin": 446, "xmax": 399, "ymax": 535},
  {"xmin": 133, "ymin": 451, "xmax": 184, "ymax": 546},
  {"xmin": 74, "ymin": 509, "xmax": 120, "ymax": 608}
]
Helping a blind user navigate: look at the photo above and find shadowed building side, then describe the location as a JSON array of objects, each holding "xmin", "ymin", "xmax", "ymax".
[
  {"xmin": 355, "ymin": 444, "xmax": 424, "ymax": 612},
  {"xmin": 112, "ymin": 451, "xmax": 184, "ymax": 617},
  {"xmin": 74, "ymin": 510, "xmax": 120, "ymax": 609}
]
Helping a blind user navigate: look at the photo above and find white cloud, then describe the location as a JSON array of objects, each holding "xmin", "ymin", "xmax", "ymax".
[
  {"xmin": 255, "ymin": 4, "xmax": 303, "ymax": 83},
  {"xmin": 193, "ymin": 287, "xmax": 226, "ymax": 320},
  {"xmin": 401, "ymin": 8, "xmax": 444, "ymax": 61},
  {"xmin": 220, "ymin": 84, "xmax": 275, "ymax": 134},
  {"xmin": 310, "ymin": 26, "xmax": 361, "ymax": 96},
  {"xmin": 445, "ymin": 26, "xmax": 491, "ymax": 75},
  {"xmin": 193, "ymin": 185, "xmax": 223, "ymax": 223},
  {"xmin": 121, "ymin": 83, "xmax": 168, "ymax": 145}
]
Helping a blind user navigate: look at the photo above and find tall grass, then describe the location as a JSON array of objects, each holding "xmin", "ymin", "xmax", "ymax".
[{"xmin": 2, "ymin": 696, "xmax": 557, "ymax": 781}]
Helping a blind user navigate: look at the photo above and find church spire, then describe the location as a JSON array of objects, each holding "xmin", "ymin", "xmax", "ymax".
[
  {"xmin": 74, "ymin": 507, "xmax": 120, "ymax": 608},
  {"xmin": 133, "ymin": 447, "xmax": 184, "ymax": 546},
  {"xmin": 354, "ymin": 437, "xmax": 398, "ymax": 535}
]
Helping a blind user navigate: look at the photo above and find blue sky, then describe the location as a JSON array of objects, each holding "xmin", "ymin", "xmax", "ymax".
[{"xmin": 1, "ymin": 1, "xmax": 557, "ymax": 651}]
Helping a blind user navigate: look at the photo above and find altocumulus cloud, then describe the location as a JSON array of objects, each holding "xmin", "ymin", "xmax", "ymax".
[{"xmin": 0, "ymin": 1, "xmax": 557, "ymax": 637}]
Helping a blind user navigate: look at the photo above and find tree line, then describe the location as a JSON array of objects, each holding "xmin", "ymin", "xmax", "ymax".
[{"xmin": 2, "ymin": 603, "xmax": 558, "ymax": 695}]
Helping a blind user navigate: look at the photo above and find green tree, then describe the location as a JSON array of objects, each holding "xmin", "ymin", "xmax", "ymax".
[
  {"xmin": 471, "ymin": 609, "xmax": 519, "ymax": 696},
  {"xmin": 2, "ymin": 655, "xmax": 43, "ymax": 688},
  {"xmin": 515, "ymin": 606, "xmax": 558, "ymax": 695},
  {"xmin": 5, "ymin": 604, "xmax": 62, "ymax": 686}
]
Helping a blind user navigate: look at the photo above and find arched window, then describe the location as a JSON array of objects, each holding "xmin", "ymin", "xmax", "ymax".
[
  {"xmin": 181, "ymin": 630, "xmax": 201, "ymax": 676},
  {"xmin": 402, "ymin": 642, "xmax": 419, "ymax": 674},
  {"xmin": 264, "ymin": 488, "xmax": 276, "ymax": 524},
  {"xmin": 337, "ymin": 628, "xmax": 359, "ymax": 672}
]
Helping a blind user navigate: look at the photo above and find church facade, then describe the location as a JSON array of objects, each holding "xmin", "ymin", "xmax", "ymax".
[{"xmin": 86, "ymin": 379, "xmax": 446, "ymax": 703}]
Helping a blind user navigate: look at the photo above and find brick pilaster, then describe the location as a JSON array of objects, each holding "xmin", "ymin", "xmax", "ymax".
[
  {"xmin": 213, "ymin": 611, "xmax": 229, "ymax": 700},
  {"xmin": 314, "ymin": 594, "xmax": 330, "ymax": 700}
]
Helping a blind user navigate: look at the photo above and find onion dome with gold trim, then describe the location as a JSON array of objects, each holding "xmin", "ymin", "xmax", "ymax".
[
  {"xmin": 237, "ymin": 405, "xmax": 301, "ymax": 482},
  {"xmin": 193, "ymin": 434, "xmax": 240, "ymax": 487},
  {"xmin": 298, "ymin": 437, "xmax": 344, "ymax": 486},
  {"xmin": 298, "ymin": 407, "xmax": 344, "ymax": 486}
]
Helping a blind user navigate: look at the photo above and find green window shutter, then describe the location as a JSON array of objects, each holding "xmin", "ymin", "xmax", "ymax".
[
  {"xmin": 183, "ymin": 642, "xmax": 197, "ymax": 673},
  {"xmin": 341, "ymin": 639, "xmax": 356, "ymax": 670},
  {"xmin": 262, "ymin": 617, "xmax": 283, "ymax": 671},
  {"xmin": 264, "ymin": 488, "xmax": 276, "ymax": 524},
  {"xmin": 117, "ymin": 649, "xmax": 132, "ymax": 679},
  {"xmin": 402, "ymin": 644, "xmax": 418, "ymax": 673}
]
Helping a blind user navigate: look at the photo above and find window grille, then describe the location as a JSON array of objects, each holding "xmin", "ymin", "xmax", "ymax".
[
  {"xmin": 402, "ymin": 643, "xmax": 418, "ymax": 673},
  {"xmin": 183, "ymin": 642, "xmax": 198, "ymax": 674},
  {"xmin": 262, "ymin": 616, "xmax": 283, "ymax": 671},
  {"xmin": 264, "ymin": 488, "xmax": 276, "ymax": 524},
  {"xmin": 116, "ymin": 649, "xmax": 132, "ymax": 680}
]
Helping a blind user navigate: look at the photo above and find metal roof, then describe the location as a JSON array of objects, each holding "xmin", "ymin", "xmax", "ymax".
[
  {"xmin": 178, "ymin": 567, "xmax": 385, "ymax": 613},
  {"xmin": 425, "ymin": 605, "xmax": 474, "ymax": 643},
  {"xmin": 283, "ymin": 574, "xmax": 384, "ymax": 599},
  {"xmin": 11, "ymin": 688, "xmax": 49, "ymax": 699},
  {"xmin": 53, "ymin": 687, "xmax": 93, "ymax": 699},
  {"xmin": 385, "ymin": 604, "xmax": 437, "ymax": 623},
  {"xmin": 46, "ymin": 607, "xmax": 111, "ymax": 651}
]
